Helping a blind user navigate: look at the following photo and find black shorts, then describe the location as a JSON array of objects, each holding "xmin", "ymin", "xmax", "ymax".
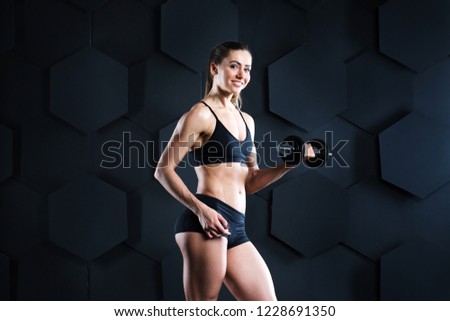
[{"xmin": 174, "ymin": 194, "xmax": 249, "ymax": 249}]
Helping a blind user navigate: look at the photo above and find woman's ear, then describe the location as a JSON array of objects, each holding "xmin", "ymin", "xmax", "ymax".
[{"xmin": 210, "ymin": 63, "xmax": 218, "ymax": 75}]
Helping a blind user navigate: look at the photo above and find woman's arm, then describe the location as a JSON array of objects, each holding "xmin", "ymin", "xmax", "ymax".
[
  {"xmin": 154, "ymin": 104, "xmax": 230, "ymax": 238},
  {"xmin": 242, "ymin": 113, "xmax": 312, "ymax": 194}
]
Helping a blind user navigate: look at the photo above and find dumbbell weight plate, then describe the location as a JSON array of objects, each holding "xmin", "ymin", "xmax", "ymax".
[{"xmin": 278, "ymin": 135, "xmax": 304, "ymax": 166}]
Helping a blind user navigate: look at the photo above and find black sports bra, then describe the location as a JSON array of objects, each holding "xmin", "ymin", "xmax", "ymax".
[{"xmin": 189, "ymin": 101, "xmax": 252, "ymax": 166}]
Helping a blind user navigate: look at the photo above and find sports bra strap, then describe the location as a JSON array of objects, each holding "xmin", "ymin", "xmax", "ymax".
[
  {"xmin": 200, "ymin": 100, "xmax": 249, "ymax": 129},
  {"xmin": 200, "ymin": 101, "xmax": 218, "ymax": 120}
]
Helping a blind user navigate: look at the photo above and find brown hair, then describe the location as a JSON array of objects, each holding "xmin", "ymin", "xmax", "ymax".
[{"xmin": 204, "ymin": 41, "xmax": 251, "ymax": 109}]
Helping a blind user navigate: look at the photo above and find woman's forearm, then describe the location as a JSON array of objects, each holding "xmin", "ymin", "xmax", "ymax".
[
  {"xmin": 154, "ymin": 167, "xmax": 201, "ymax": 215},
  {"xmin": 245, "ymin": 163, "xmax": 293, "ymax": 194}
]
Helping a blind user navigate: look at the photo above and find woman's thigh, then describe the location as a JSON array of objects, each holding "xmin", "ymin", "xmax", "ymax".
[
  {"xmin": 224, "ymin": 241, "xmax": 277, "ymax": 301},
  {"xmin": 176, "ymin": 232, "xmax": 228, "ymax": 300}
]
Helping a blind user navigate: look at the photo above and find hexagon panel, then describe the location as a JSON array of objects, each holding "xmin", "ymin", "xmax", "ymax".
[
  {"xmin": 309, "ymin": 245, "xmax": 378, "ymax": 300},
  {"xmin": 413, "ymin": 58, "xmax": 450, "ymax": 126},
  {"xmin": 244, "ymin": 194, "xmax": 270, "ymax": 242},
  {"xmin": 127, "ymin": 179, "xmax": 183, "ymax": 261},
  {"xmin": 238, "ymin": 0, "xmax": 305, "ymax": 66},
  {"xmin": 344, "ymin": 177, "xmax": 414, "ymax": 260},
  {"xmin": 379, "ymin": 0, "xmax": 450, "ymax": 72},
  {"xmin": 341, "ymin": 51, "xmax": 413, "ymax": 134},
  {"xmin": 268, "ymin": 44, "xmax": 347, "ymax": 131},
  {"xmin": 91, "ymin": 244, "xmax": 162, "ymax": 300},
  {"xmin": 161, "ymin": 0, "xmax": 238, "ymax": 72},
  {"xmin": 19, "ymin": 115, "xmax": 89, "ymax": 193},
  {"xmin": 18, "ymin": 117, "xmax": 88, "ymax": 192},
  {"xmin": 89, "ymin": 118, "xmax": 155, "ymax": 192},
  {"xmin": 93, "ymin": 0, "xmax": 158, "ymax": 66},
  {"xmin": 413, "ymin": 182, "xmax": 450, "ymax": 253},
  {"xmin": 49, "ymin": 175, "xmax": 127, "ymax": 261},
  {"xmin": 161, "ymin": 249, "xmax": 184, "ymax": 300},
  {"xmin": 50, "ymin": 47, "xmax": 128, "ymax": 134},
  {"xmin": 0, "ymin": 125, "xmax": 13, "ymax": 182},
  {"xmin": 0, "ymin": 0, "xmax": 14, "ymax": 54},
  {"xmin": 0, "ymin": 253, "xmax": 10, "ymax": 300},
  {"xmin": 0, "ymin": 180, "xmax": 44, "ymax": 256},
  {"xmin": 379, "ymin": 112, "xmax": 450, "ymax": 198},
  {"xmin": 17, "ymin": 244, "xmax": 88, "ymax": 300},
  {"xmin": 272, "ymin": 171, "xmax": 348, "ymax": 257},
  {"xmin": 128, "ymin": 53, "xmax": 201, "ymax": 132},
  {"xmin": 15, "ymin": 0, "xmax": 90, "ymax": 67},
  {"xmin": 0, "ymin": 52, "xmax": 44, "ymax": 127},
  {"xmin": 308, "ymin": 117, "xmax": 378, "ymax": 188},
  {"xmin": 307, "ymin": 0, "xmax": 376, "ymax": 62},
  {"xmin": 236, "ymin": 0, "xmax": 306, "ymax": 115},
  {"xmin": 381, "ymin": 239, "xmax": 450, "ymax": 300}
]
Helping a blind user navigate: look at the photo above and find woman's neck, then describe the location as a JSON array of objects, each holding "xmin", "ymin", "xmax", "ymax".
[{"xmin": 204, "ymin": 92, "xmax": 235, "ymax": 110}]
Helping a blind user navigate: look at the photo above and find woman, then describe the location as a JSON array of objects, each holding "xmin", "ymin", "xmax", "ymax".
[{"xmin": 155, "ymin": 41, "xmax": 313, "ymax": 300}]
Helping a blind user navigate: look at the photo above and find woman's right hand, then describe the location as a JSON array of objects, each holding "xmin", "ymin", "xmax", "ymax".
[{"xmin": 196, "ymin": 203, "xmax": 231, "ymax": 239}]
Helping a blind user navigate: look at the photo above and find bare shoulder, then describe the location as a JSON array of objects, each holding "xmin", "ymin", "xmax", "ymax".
[
  {"xmin": 176, "ymin": 102, "xmax": 214, "ymax": 135},
  {"xmin": 187, "ymin": 102, "xmax": 214, "ymax": 121},
  {"xmin": 241, "ymin": 111, "xmax": 255, "ymax": 128}
]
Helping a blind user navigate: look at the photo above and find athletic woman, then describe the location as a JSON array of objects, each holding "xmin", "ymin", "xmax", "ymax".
[{"xmin": 155, "ymin": 42, "xmax": 314, "ymax": 300}]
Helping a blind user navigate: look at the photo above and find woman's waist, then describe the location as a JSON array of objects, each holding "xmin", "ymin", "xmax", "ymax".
[{"xmin": 194, "ymin": 163, "xmax": 248, "ymax": 212}]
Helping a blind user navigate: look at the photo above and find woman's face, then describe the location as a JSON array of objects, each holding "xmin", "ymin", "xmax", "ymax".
[{"xmin": 212, "ymin": 50, "xmax": 252, "ymax": 95}]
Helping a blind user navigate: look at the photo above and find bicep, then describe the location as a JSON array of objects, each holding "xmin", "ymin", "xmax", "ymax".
[
  {"xmin": 157, "ymin": 108, "xmax": 207, "ymax": 170},
  {"xmin": 244, "ymin": 113, "xmax": 259, "ymax": 171}
]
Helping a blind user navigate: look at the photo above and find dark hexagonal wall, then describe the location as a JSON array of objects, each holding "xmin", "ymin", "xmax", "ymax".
[
  {"xmin": 127, "ymin": 53, "xmax": 202, "ymax": 132},
  {"xmin": 0, "ymin": 125, "xmax": 13, "ymax": 182},
  {"xmin": 412, "ymin": 182, "xmax": 450, "ymax": 253},
  {"xmin": 92, "ymin": 0, "xmax": 158, "ymax": 66},
  {"xmin": 18, "ymin": 115, "xmax": 89, "ymax": 193},
  {"xmin": 0, "ymin": 52, "xmax": 44, "ymax": 127},
  {"xmin": 306, "ymin": 0, "xmax": 376, "ymax": 62},
  {"xmin": 379, "ymin": 112, "xmax": 450, "ymax": 198},
  {"xmin": 341, "ymin": 51, "xmax": 413, "ymax": 134},
  {"xmin": 70, "ymin": 0, "xmax": 109, "ymax": 11},
  {"xmin": 344, "ymin": 177, "xmax": 414, "ymax": 261},
  {"xmin": 236, "ymin": 0, "xmax": 306, "ymax": 115},
  {"xmin": 2, "ymin": 0, "xmax": 450, "ymax": 301},
  {"xmin": 308, "ymin": 245, "xmax": 377, "ymax": 300},
  {"xmin": 161, "ymin": 0, "xmax": 238, "ymax": 72},
  {"xmin": 17, "ymin": 243, "xmax": 88, "ymax": 300},
  {"xmin": 0, "ymin": 0, "xmax": 14, "ymax": 54},
  {"xmin": 413, "ymin": 57, "xmax": 450, "ymax": 126},
  {"xmin": 88, "ymin": 118, "xmax": 155, "ymax": 192},
  {"xmin": 308, "ymin": 116, "xmax": 378, "ymax": 188},
  {"xmin": 380, "ymin": 239, "xmax": 450, "ymax": 300},
  {"xmin": 50, "ymin": 47, "xmax": 128, "ymax": 134},
  {"xmin": 272, "ymin": 171, "xmax": 349, "ymax": 257},
  {"xmin": 15, "ymin": 0, "xmax": 90, "ymax": 68},
  {"xmin": 48, "ymin": 175, "xmax": 127, "ymax": 261},
  {"xmin": 268, "ymin": 43, "xmax": 347, "ymax": 131},
  {"xmin": 90, "ymin": 244, "xmax": 162, "ymax": 300},
  {"xmin": 126, "ymin": 178, "xmax": 183, "ymax": 261},
  {"xmin": 379, "ymin": 0, "xmax": 450, "ymax": 72},
  {"xmin": 0, "ymin": 253, "xmax": 10, "ymax": 300},
  {"xmin": 0, "ymin": 180, "xmax": 44, "ymax": 256}
]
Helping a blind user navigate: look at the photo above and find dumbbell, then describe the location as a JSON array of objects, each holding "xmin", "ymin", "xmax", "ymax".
[{"xmin": 278, "ymin": 135, "xmax": 328, "ymax": 168}]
